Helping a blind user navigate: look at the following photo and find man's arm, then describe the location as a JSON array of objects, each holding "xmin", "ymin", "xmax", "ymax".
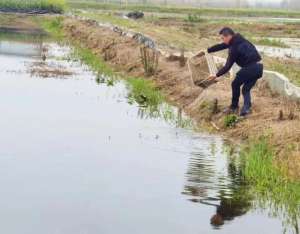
[
  {"xmin": 216, "ymin": 48, "xmax": 237, "ymax": 77},
  {"xmin": 207, "ymin": 43, "xmax": 229, "ymax": 53}
]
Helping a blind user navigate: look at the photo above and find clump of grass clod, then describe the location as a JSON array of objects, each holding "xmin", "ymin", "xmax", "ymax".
[
  {"xmin": 41, "ymin": 16, "xmax": 65, "ymax": 39},
  {"xmin": 127, "ymin": 78, "xmax": 163, "ymax": 108},
  {"xmin": 224, "ymin": 114, "xmax": 238, "ymax": 128},
  {"xmin": 0, "ymin": 0, "xmax": 66, "ymax": 13},
  {"xmin": 185, "ymin": 14, "xmax": 204, "ymax": 23}
]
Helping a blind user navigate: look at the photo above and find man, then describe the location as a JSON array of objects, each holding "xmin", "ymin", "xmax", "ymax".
[{"xmin": 207, "ymin": 27, "xmax": 263, "ymax": 116}]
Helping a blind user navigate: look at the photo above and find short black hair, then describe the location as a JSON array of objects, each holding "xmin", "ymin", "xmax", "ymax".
[{"xmin": 219, "ymin": 27, "xmax": 235, "ymax": 36}]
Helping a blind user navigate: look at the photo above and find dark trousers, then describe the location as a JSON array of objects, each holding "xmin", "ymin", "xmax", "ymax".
[{"xmin": 231, "ymin": 63, "xmax": 263, "ymax": 109}]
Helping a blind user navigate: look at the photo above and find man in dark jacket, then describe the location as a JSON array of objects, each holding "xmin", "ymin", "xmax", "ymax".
[{"xmin": 207, "ymin": 27, "xmax": 263, "ymax": 116}]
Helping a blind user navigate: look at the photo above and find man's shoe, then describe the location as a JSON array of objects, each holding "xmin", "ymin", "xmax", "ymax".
[
  {"xmin": 223, "ymin": 106, "xmax": 239, "ymax": 115},
  {"xmin": 240, "ymin": 106, "xmax": 252, "ymax": 116}
]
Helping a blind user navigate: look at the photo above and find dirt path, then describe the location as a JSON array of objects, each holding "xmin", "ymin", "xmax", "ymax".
[{"xmin": 62, "ymin": 17, "xmax": 300, "ymax": 178}]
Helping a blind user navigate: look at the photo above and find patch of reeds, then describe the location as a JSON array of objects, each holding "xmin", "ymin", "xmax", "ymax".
[{"xmin": 140, "ymin": 45, "xmax": 159, "ymax": 76}]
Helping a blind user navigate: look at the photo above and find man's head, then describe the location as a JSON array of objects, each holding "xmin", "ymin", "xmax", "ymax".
[
  {"xmin": 210, "ymin": 213, "xmax": 224, "ymax": 227},
  {"xmin": 219, "ymin": 27, "xmax": 235, "ymax": 45}
]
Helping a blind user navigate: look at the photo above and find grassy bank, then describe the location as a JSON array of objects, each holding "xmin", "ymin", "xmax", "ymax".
[
  {"xmin": 41, "ymin": 16, "xmax": 194, "ymax": 127},
  {"xmin": 71, "ymin": 45, "xmax": 192, "ymax": 127},
  {"xmin": 241, "ymin": 139, "xmax": 300, "ymax": 233},
  {"xmin": 68, "ymin": 1, "xmax": 300, "ymax": 18},
  {"xmin": 42, "ymin": 17, "xmax": 162, "ymax": 104},
  {"xmin": 0, "ymin": 0, "xmax": 66, "ymax": 13}
]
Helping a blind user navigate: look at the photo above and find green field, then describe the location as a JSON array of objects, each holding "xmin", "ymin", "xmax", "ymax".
[
  {"xmin": 68, "ymin": 1, "xmax": 300, "ymax": 18},
  {"xmin": 0, "ymin": 0, "xmax": 66, "ymax": 13}
]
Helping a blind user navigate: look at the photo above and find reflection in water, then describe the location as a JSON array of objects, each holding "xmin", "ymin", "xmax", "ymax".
[
  {"xmin": 136, "ymin": 105, "xmax": 193, "ymax": 128},
  {"xmin": 183, "ymin": 144, "xmax": 252, "ymax": 228},
  {"xmin": 257, "ymin": 45, "xmax": 300, "ymax": 60},
  {"xmin": 0, "ymin": 31, "xmax": 44, "ymax": 57},
  {"xmin": 183, "ymin": 141, "xmax": 299, "ymax": 233}
]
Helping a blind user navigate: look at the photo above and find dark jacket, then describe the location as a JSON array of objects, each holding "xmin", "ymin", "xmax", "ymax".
[{"xmin": 207, "ymin": 34, "xmax": 261, "ymax": 77}]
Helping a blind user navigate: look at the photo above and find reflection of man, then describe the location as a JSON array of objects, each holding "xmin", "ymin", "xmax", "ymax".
[
  {"xmin": 183, "ymin": 147, "xmax": 253, "ymax": 228},
  {"xmin": 210, "ymin": 159, "xmax": 252, "ymax": 227},
  {"xmin": 206, "ymin": 27, "xmax": 263, "ymax": 116},
  {"xmin": 209, "ymin": 196, "xmax": 251, "ymax": 227}
]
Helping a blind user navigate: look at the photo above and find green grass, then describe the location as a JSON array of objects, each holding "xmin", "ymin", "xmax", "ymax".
[
  {"xmin": 72, "ymin": 46, "xmax": 115, "ymax": 76},
  {"xmin": 241, "ymin": 138, "xmax": 300, "ymax": 233},
  {"xmin": 127, "ymin": 78, "xmax": 163, "ymax": 108},
  {"xmin": 0, "ymin": 0, "xmax": 66, "ymax": 13},
  {"xmin": 40, "ymin": 16, "xmax": 65, "ymax": 39},
  {"xmin": 126, "ymin": 79, "xmax": 192, "ymax": 127},
  {"xmin": 185, "ymin": 14, "xmax": 205, "ymax": 23},
  {"xmin": 68, "ymin": 1, "xmax": 300, "ymax": 18},
  {"xmin": 224, "ymin": 114, "xmax": 238, "ymax": 128}
]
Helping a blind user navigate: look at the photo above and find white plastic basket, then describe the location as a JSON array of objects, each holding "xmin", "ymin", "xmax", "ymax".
[{"xmin": 187, "ymin": 52, "xmax": 218, "ymax": 88}]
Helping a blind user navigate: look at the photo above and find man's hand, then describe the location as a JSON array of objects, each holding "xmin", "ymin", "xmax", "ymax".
[
  {"xmin": 195, "ymin": 51, "xmax": 206, "ymax": 57},
  {"xmin": 208, "ymin": 75, "xmax": 218, "ymax": 83}
]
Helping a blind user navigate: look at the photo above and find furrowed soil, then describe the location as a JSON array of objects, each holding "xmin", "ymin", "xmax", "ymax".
[{"xmin": 61, "ymin": 17, "xmax": 300, "ymax": 178}]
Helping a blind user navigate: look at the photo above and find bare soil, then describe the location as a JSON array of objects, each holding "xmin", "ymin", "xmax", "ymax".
[{"xmin": 63, "ymin": 17, "xmax": 300, "ymax": 178}]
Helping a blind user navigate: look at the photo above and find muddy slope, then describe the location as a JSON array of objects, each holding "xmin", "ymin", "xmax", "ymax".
[{"xmin": 63, "ymin": 18, "xmax": 300, "ymax": 178}]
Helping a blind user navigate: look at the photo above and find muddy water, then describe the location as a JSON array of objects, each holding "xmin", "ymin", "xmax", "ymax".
[{"xmin": 0, "ymin": 32, "xmax": 298, "ymax": 234}]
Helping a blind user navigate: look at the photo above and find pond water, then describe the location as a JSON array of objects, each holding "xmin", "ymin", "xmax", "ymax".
[
  {"xmin": 257, "ymin": 45, "xmax": 300, "ymax": 60},
  {"xmin": 0, "ymin": 31, "xmax": 298, "ymax": 234}
]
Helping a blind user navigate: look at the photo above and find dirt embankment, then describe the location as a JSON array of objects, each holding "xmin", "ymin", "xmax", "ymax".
[{"xmin": 62, "ymin": 18, "xmax": 300, "ymax": 178}]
